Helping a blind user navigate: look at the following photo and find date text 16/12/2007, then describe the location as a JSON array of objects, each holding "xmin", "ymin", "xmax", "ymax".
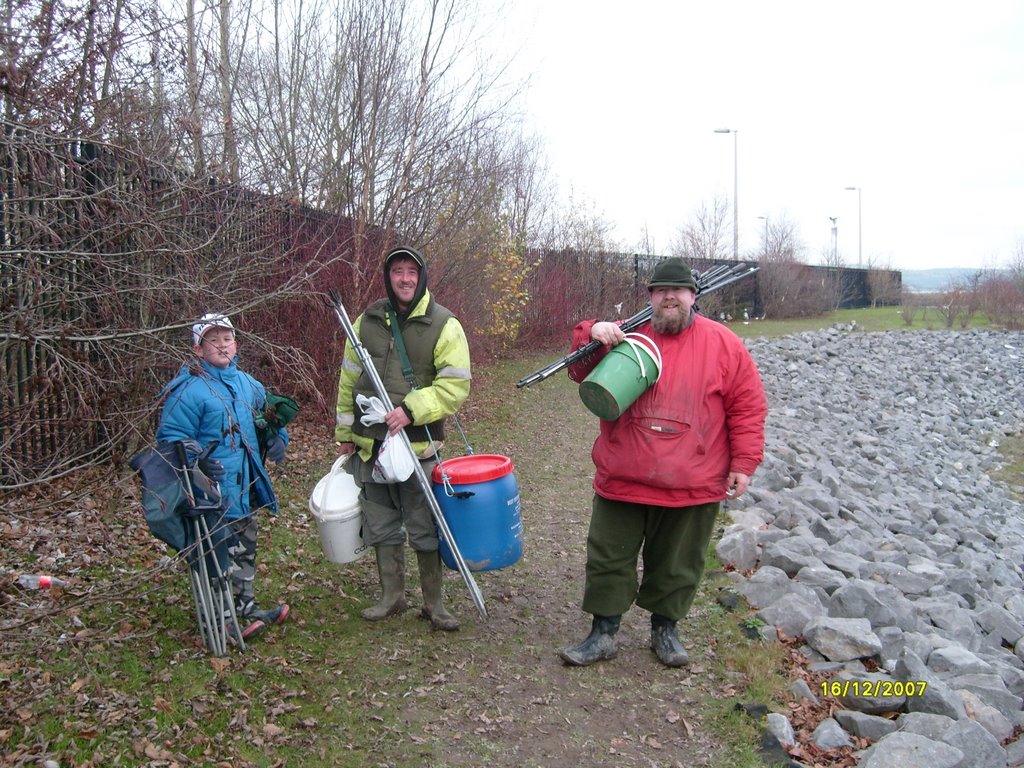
[{"xmin": 820, "ymin": 680, "xmax": 927, "ymax": 698}]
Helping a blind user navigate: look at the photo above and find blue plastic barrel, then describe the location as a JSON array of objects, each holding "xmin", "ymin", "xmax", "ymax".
[{"xmin": 432, "ymin": 454, "xmax": 523, "ymax": 572}]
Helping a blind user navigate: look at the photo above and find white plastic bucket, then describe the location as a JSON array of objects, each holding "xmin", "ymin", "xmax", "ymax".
[{"xmin": 308, "ymin": 455, "xmax": 368, "ymax": 564}]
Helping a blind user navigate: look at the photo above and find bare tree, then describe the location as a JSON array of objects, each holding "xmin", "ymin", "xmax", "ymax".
[
  {"xmin": 223, "ymin": 0, "xmax": 531, "ymax": 309},
  {"xmin": 863, "ymin": 256, "xmax": 901, "ymax": 307},
  {"xmin": 1, "ymin": 0, "xmax": 547, "ymax": 492},
  {"xmin": 0, "ymin": 125, "xmax": 356, "ymax": 491},
  {"xmin": 977, "ymin": 243, "xmax": 1024, "ymax": 330},
  {"xmin": 2, "ymin": 0, "xmax": 158, "ymax": 137},
  {"xmin": 763, "ymin": 213, "xmax": 803, "ymax": 264},
  {"xmin": 215, "ymin": 0, "xmax": 250, "ymax": 182},
  {"xmin": 754, "ymin": 215, "xmax": 824, "ymax": 318},
  {"xmin": 936, "ymin": 280, "xmax": 970, "ymax": 328},
  {"xmin": 671, "ymin": 196, "xmax": 730, "ymax": 262},
  {"xmin": 899, "ymin": 291, "xmax": 921, "ymax": 325},
  {"xmin": 541, "ymin": 191, "xmax": 616, "ymax": 253},
  {"xmin": 183, "ymin": 0, "xmax": 206, "ymax": 174},
  {"xmin": 818, "ymin": 244, "xmax": 859, "ymax": 311}
]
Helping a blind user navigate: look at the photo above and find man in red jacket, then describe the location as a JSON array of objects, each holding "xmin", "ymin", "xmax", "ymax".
[{"xmin": 560, "ymin": 258, "xmax": 767, "ymax": 667}]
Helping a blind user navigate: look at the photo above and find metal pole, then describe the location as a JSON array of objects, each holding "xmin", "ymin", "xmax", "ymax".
[
  {"xmin": 732, "ymin": 131, "xmax": 738, "ymax": 259},
  {"xmin": 846, "ymin": 186, "xmax": 862, "ymax": 267},
  {"xmin": 857, "ymin": 189, "xmax": 862, "ymax": 267},
  {"xmin": 328, "ymin": 291, "xmax": 487, "ymax": 621},
  {"xmin": 715, "ymin": 128, "xmax": 738, "ymax": 259}
]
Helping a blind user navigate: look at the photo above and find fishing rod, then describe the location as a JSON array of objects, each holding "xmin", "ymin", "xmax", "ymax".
[
  {"xmin": 327, "ymin": 289, "xmax": 488, "ymax": 621},
  {"xmin": 515, "ymin": 261, "xmax": 758, "ymax": 388}
]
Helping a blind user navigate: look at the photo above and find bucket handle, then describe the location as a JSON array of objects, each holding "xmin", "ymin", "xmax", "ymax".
[
  {"xmin": 437, "ymin": 460, "xmax": 475, "ymax": 499},
  {"xmin": 322, "ymin": 453, "xmax": 352, "ymax": 499},
  {"xmin": 622, "ymin": 332, "xmax": 663, "ymax": 382}
]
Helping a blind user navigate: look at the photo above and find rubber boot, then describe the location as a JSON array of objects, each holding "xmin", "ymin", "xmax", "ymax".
[
  {"xmin": 361, "ymin": 545, "xmax": 409, "ymax": 621},
  {"xmin": 416, "ymin": 550, "xmax": 459, "ymax": 631},
  {"xmin": 559, "ymin": 614, "xmax": 621, "ymax": 666},
  {"xmin": 651, "ymin": 613, "xmax": 689, "ymax": 667}
]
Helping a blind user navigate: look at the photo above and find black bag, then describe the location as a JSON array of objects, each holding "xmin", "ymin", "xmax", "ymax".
[{"xmin": 129, "ymin": 440, "xmax": 225, "ymax": 560}]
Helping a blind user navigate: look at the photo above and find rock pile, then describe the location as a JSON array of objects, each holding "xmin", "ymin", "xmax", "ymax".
[{"xmin": 718, "ymin": 327, "xmax": 1024, "ymax": 768}]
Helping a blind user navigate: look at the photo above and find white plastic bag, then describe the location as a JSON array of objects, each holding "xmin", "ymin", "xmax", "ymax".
[
  {"xmin": 374, "ymin": 433, "xmax": 415, "ymax": 483},
  {"xmin": 355, "ymin": 394, "xmax": 387, "ymax": 427},
  {"xmin": 355, "ymin": 394, "xmax": 416, "ymax": 483}
]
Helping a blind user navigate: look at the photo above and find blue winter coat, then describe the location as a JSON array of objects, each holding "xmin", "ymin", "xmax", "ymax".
[{"xmin": 156, "ymin": 358, "xmax": 286, "ymax": 520}]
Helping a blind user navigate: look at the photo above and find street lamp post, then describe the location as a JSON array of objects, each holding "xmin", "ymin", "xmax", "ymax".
[
  {"xmin": 715, "ymin": 128, "xmax": 738, "ymax": 259},
  {"xmin": 829, "ymin": 216, "xmax": 838, "ymax": 263},
  {"xmin": 757, "ymin": 215, "xmax": 768, "ymax": 259},
  {"xmin": 844, "ymin": 186, "xmax": 862, "ymax": 267}
]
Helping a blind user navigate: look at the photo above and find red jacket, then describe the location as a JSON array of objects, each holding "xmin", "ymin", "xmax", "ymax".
[{"xmin": 568, "ymin": 314, "xmax": 767, "ymax": 508}]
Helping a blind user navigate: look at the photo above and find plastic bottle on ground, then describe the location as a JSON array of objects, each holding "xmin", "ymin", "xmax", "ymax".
[{"xmin": 17, "ymin": 574, "xmax": 67, "ymax": 590}]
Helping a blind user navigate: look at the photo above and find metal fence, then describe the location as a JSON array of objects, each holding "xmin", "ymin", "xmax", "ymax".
[
  {"xmin": 518, "ymin": 249, "xmax": 899, "ymax": 343},
  {"xmin": 1, "ymin": 122, "xmax": 899, "ymax": 481},
  {"xmin": 0, "ymin": 124, "xmax": 363, "ymax": 481}
]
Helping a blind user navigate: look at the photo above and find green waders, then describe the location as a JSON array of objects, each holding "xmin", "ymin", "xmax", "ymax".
[{"xmin": 361, "ymin": 544, "xmax": 409, "ymax": 620}]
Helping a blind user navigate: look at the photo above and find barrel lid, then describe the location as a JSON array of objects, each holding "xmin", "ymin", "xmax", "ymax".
[{"xmin": 432, "ymin": 454, "xmax": 514, "ymax": 484}]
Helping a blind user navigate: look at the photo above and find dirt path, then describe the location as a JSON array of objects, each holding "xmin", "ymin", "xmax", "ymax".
[
  {"xmin": 391, "ymin": 362, "xmax": 727, "ymax": 768},
  {"xmin": 0, "ymin": 354, "xmax": 736, "ymax": 768}
]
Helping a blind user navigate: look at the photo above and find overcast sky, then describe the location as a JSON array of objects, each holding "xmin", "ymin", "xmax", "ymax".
[{"xmin": 493, "ymin": 1, "xmax": 1024, "ymax": 271}]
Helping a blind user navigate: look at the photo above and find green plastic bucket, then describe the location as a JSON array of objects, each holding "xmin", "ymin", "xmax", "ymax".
[{"xmin": 578, "ymin": 333, "xmax": 662, "ymax": 420}]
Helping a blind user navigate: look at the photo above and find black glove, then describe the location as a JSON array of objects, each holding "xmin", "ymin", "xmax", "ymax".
[
  {"xmin": 266, "ymin": 435, "xmax": 286, "ymax": 463},
  {"xmin": 197, "ymin": 456, "xmax": 225, "ymax": 482}
]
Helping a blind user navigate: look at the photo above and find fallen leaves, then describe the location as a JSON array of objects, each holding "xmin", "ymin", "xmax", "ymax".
[
  {"xmin": 640, "ymin": 734, "xmax": 664, "ymax": 749},
  {"xmin": 68, "ymin": 677, "xmax": 90, "ymax": 694},
  {"xmin": 153, "ymin": 696, "xmax": 173, "ymax": 714},
  {"xmin": 262, "ymin": 723, "xmax": 285, "ymax": 739}
]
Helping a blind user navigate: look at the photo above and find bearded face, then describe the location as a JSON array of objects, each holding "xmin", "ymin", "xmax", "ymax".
[{"xmin": 650, "ymin": 287, "xmax": 696, "ymax": 334}]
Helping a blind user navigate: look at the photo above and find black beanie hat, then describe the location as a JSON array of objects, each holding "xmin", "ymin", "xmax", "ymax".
[
  {"xmin": 647, "ymin": 258, "xmax": 697, "ymax": 292},
  {"xmin": 383, "ymin": 246, "xmax": 428, "ymax": 314}
]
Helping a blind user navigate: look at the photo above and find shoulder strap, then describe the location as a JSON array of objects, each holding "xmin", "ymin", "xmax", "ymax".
[{"xmin": 386, "ymin": 304, "xmax": 419, "ymax": 388}]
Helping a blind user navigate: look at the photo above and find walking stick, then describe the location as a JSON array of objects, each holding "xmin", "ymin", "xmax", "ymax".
[{"xmin": 327, "ymin": 290, "xmax": 488, "ymax": 622}]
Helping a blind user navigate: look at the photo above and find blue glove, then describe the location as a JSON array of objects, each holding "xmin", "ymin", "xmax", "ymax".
[
  {"xmin": 266, "ymin": 435, "xmax": 286, "ymax": 463},
  {"xmin": 197, "ymin": 456, "xmax": 225, "ymax": 482}
]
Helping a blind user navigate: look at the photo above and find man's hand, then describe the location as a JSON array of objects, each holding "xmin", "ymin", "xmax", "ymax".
[
  {"xmin": 725, "ymin": 472, "xmax": 751, "ymax": 499},
  {"xmin": 384, "ymin": 406, "xmax": 411, "ymax": 435},
  {"xmin": 337, "ymin": 442, "xmax": 355, "ymax": 457},
  {"xmin": 591, "ymin": 321, "xmax": 625, "ymax": 346}
]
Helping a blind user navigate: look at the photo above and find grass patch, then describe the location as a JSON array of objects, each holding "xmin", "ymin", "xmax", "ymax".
[
  {"xmin": 727, "ymin": 305, "xmax": 992, "ymax": 338},
  {"xmin": 992, "ymin": 431, "xmax": 1024, "ymax": 500},
  {"xmin": 691, "ymin": 561, "xmax": 789, "ymax": 768}
]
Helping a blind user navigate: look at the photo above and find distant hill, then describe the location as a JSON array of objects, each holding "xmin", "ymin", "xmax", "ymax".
[{"xmin": 901, "ymin": 268, "xmax": 995, "ymax": 293}]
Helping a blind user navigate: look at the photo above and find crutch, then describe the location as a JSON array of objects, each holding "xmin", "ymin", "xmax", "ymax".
[{"xmin": 327, "ymin": 290, "xmax": 487, "ymax": 621}]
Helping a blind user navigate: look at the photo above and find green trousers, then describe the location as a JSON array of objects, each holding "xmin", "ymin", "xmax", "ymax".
[
  {"xmin": 581, "ymin": 494, "xmax": 720, "ymax": 621},
  {"xmin": 349, "ymin": 452, "xmax": 440, "ymax": 550}
]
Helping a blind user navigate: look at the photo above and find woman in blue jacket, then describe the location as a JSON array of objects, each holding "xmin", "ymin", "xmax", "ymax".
[{"xmin": 157, "ymin": 313, "xmax": 290, "ymax": 640}]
